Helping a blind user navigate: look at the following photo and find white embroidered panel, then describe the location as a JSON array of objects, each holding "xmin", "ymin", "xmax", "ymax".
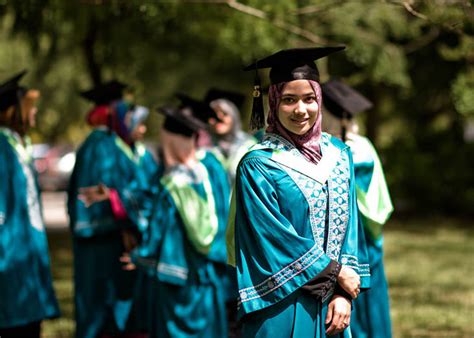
[{"xmin": 261, "ymin": 133, "xmax": 350, "ymax": 260}]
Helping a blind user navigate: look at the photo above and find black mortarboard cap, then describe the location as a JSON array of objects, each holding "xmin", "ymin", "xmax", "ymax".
[
  {"xmin": 0, "ymin": 70, "xmax": 28, "ymax": 112},
  {"xmin": 244, "ymin": 46, "xmax": 345, "ymax": 84},
  {"xmin": 204, "ymin": 88, "xmax": 246, "ymax": 111},
  {"xmin": 80, "ymin": 80, "xmax": 127, "ymax": 105},
  {"xmin": 157, "ymin": 105, "xmax": 207, "ymax": 137},
  {"xmin": 321, "ymin": 79, "xmax": 373, "ymax": 119},
  {"xmin": 175, "ymin": 93, "xmax": 219, "ymax": 122},
  {"xmin": 243, "ymin": 46, "xmax": 345, "ymax": 129}
]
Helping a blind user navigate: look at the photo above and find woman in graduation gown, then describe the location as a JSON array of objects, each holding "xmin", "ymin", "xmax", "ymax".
[
  {"xmin": 68, "ymin": 81, "xmax": 150, "ymax": 338},
  {"xmin": 321, "ymin": 79, "xmax": 394, "ymax": 338},
  {"xmin": 227, "ymin": 47, "xmax": 371, "ymax": 338},
  {"xmin": 123, "ymin": 103, "xmax": 159, "ymax": 335},
  {"xmin": 0, "ymin": 71, "xmax": 60, "ymax": 338},
  {"xmin": 127, "ymin": 103, "xmax": 231, "ymax": 338},
  {"xmin": 204, "ymin": 90, "xmax": 257, "ymax": 337}
]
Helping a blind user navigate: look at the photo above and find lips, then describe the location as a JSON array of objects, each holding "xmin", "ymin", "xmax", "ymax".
[{"xmin": 290, "ymin": 118, "xmax": 309, "ymax": 125}]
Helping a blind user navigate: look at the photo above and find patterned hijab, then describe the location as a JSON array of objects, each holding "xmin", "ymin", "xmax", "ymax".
[
  {"xmin": 266, "ymin": 80, "xmax": 323, "ymax": 164},
  {"xmin": 87, "ymin": 101, "xmax": 148, "ymax": 146}
]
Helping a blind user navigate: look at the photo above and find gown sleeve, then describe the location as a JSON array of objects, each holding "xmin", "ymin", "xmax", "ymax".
[
  {"xmin": 233, "ymin": 154, "xmax": 333, "ymax": 316},
  {"xmin": 68, "ymin": 134, "xmax": 141, "ymax": 237}
]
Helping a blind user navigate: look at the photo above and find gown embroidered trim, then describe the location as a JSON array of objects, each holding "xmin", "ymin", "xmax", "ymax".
[{"xmin": 237, "ymin": 133, "xmax": 358, "ymax": 303}]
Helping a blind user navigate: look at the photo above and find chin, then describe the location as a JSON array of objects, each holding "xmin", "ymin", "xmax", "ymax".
[
  {"xmin": 290, "ymin": 126, "xmax": 310, "ymax": 135},
  {"xmin": 216, "ymin": 127, "xmax": 230, "ymax": 135}
]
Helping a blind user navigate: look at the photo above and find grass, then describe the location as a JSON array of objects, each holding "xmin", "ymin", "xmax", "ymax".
[
  {"xmin": 384, "ymin": 216, "xmax": 474, "ymax": 338},
  {"xmin": 42, "ymin": 229, "xmax": 75, "ymax": 338},
  {"xmin": 42, "ymin": 216, "xmax": 474, "ymax": 337}
]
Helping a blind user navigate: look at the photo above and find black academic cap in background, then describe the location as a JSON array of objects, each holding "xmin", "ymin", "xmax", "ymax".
[
  {"xmin": 321, "ymin": 79, "xmax": 373, "ymax": 119},
  {"xmin": 0, "ymin": 70, "xmax": 28, "ymax": 112},
  {"xmin": 175, "ymin": 93, "xmax": 219, "ymax": 122},
  {"xmin": 80, "ymin": 80, "xmax": 127, "ymax": 105},
  {"xmin": 244, "ymin": 46, "xmax": 345, "ymax": 84},
  {"xmin": 157, "ymin": 105, "xmax": 207, "ymax": 137},
  {"xmin": 204, "ymin": 88, "xmax": 246, "ymax": 111}
]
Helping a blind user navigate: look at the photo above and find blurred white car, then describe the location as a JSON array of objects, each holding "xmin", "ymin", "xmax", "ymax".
[{"xmin": 33, "ymin": 144, "xmax": 76, "ymax": 191}]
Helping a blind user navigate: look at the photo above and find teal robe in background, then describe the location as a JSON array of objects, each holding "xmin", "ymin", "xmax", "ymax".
[
  {"xmin": 348, "ymin": 135, "xmax": 394, "ymax": 338},
  {"xmin": 134, "ymin": 142, "xmax": 159, "ymax": 183},
  {"xmin": 67, "ymin": 128, "xmax": 148, "ymax": 338},
  {"xmin": 131, "ymin": 150, "xmax": 230, "ymax": 338},
  {"xmin": 126, "ymin": 141, "xmax": 160, "ymax": 333},
  {"xmin": 228, "ymin": 133, "xmax": 370, "ymax": 338},
  {"xmin": 0, "ymin": 128, "xmax": 59, "ymax": 328},
  {"xmin": 210, "ymin": 133, "xmax": 257, "ymax": 185}
]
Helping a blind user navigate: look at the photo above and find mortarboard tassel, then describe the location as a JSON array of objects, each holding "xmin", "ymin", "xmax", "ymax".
[{"xmin": 249, "ymin": 66, "xmax": 264, "ymax": 130}]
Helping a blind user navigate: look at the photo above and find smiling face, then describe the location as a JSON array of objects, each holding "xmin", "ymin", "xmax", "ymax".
[{"xmin": 277, "ymin": 80, "xmax": 319, "ymax": 135}]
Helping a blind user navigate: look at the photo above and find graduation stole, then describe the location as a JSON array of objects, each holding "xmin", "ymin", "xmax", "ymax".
[
  {"xmin": 160, "ymin": 160, "xmax": 219, "ymax": 255},
  {"xmin": 252, "ymin": 133, "xmax": 351, "ymax": 261},
  {"xmin": 0, "ymin": 127, "xmax": 43, "ymax": 231},
  {"xmin": 113, "ymin": 134, "xmax": 143, "ymax": 165},
  {"xmin": 0, "ymin": 127, "xmax": 33, "ymax": 163},
  {"xmin": 348, "ymin": 135, "xmax": 393, "ymax": 241}
]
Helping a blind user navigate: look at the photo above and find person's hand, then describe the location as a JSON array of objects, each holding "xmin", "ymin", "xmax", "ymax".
[
  {"xmin": 119, "ymin": 253, "xmax": 136, "ymax": 271},
  {"xmin": 122, "ymin": 229, "xmax": 138, "ymax": 252},
  {"xmin": 325, "ymin": 295, "xmax": 351, "ymax": 336},
  {"xmin": 78, "ymin": 183, "xmax": 110, "ymax": 207},
  {"xmin": 337, "ymin": 266, "xmax": 360, "ymax": 299}
]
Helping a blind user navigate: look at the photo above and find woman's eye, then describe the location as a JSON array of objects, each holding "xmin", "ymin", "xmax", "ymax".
[
  {"xmin": 305, "ymin": 97, "xmax": 316, "ymax": 103},
  {"xmin": 282, "ymin": 97, "xmax": 295, "ymax": 104}
]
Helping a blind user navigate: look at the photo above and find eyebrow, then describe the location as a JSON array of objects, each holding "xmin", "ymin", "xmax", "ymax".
[{"xmin": 281, "ymin": 92, "xmax": 315, "ymax": 97}]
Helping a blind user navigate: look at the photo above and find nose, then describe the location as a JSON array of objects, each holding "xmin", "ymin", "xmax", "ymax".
[{"xmin": 294, "ymin": 99, "xmax": 306, "ymax": 115}]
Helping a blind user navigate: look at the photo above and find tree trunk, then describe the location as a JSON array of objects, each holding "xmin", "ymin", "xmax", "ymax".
[{"xmin": 82, "ymin": 16, "xmax": 102, "ymax": 86}]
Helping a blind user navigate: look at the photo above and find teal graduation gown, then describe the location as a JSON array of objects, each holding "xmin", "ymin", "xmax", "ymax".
[
  {"xmin": 67, "ymin": 128, "xmax": 148, "ymax": 338},
  {"xmin": 228, "ymin": 133, "xmax": 370, "ymax": 338},
  {"xmin": 0, "ymin": 128, "xmax": 60, "ymax": 328},
  {"xmin": 131, "ymin": 150, "xmax": 230, "ymax": 338},
  {"xmin": 134, "ymin": 142, "xmax": 159, "ymax": 183},
  {"xmin": 348, "ymin": 135, "xmax": 394, "ymax": 338},
  {"xmin": 126, "ymin": 142, "xmax": 160, "ymax": 333}
]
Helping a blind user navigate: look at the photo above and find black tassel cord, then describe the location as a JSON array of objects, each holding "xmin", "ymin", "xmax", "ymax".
[{"xmin": 249, "ymin": 67, "xmax": 265, "ymax": 130}]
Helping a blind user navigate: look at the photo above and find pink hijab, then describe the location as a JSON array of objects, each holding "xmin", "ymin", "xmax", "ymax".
[{"xmin": 266, "ymin": 80, "xmax": 323, "ymax": 164}]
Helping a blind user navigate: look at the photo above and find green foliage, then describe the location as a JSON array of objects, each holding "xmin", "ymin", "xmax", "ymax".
[
  {"xmin": 451, "ymin": 67, "xmax": 474, "ymax": 117},
  {"xmin": 0, "ymin": 0, "xmax": 472, "ymax": 214}
]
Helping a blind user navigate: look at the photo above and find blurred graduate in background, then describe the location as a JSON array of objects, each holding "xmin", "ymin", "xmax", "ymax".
[
  {"xmin": 322, "ymin": 79, "xmax": 394, "ymax": 338},
  {"xmin": 119, "ymin": 97, "xmax": 232, "ymax": 337},
  {"xmin": 67, "ymin": 80, "xmax": 152, "ymax": 338},
  {"xmin": 0, "ymin": 71, "xmax": 60, "ymax": 338},
  {"xmin": 204, "ymin": 88, "xmax": 257, "ymax": 184}
]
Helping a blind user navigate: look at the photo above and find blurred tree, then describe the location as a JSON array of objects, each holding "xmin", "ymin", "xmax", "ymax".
[{"xmin": 0, "ymin": 0, "xmax": 472, "ymax": 215}]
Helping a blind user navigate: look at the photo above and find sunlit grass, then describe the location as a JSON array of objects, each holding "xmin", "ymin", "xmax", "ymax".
[
  {"xmin": 42, "ymin": 217, "xmax": 474, "ymax": 337},
  {"xmin": 385, "ymin": 217, "xmax": 474, "ymax": 338},
  {"xmin": 43, "ymin": 230, "xmax": 75, "ymax": 338}
]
